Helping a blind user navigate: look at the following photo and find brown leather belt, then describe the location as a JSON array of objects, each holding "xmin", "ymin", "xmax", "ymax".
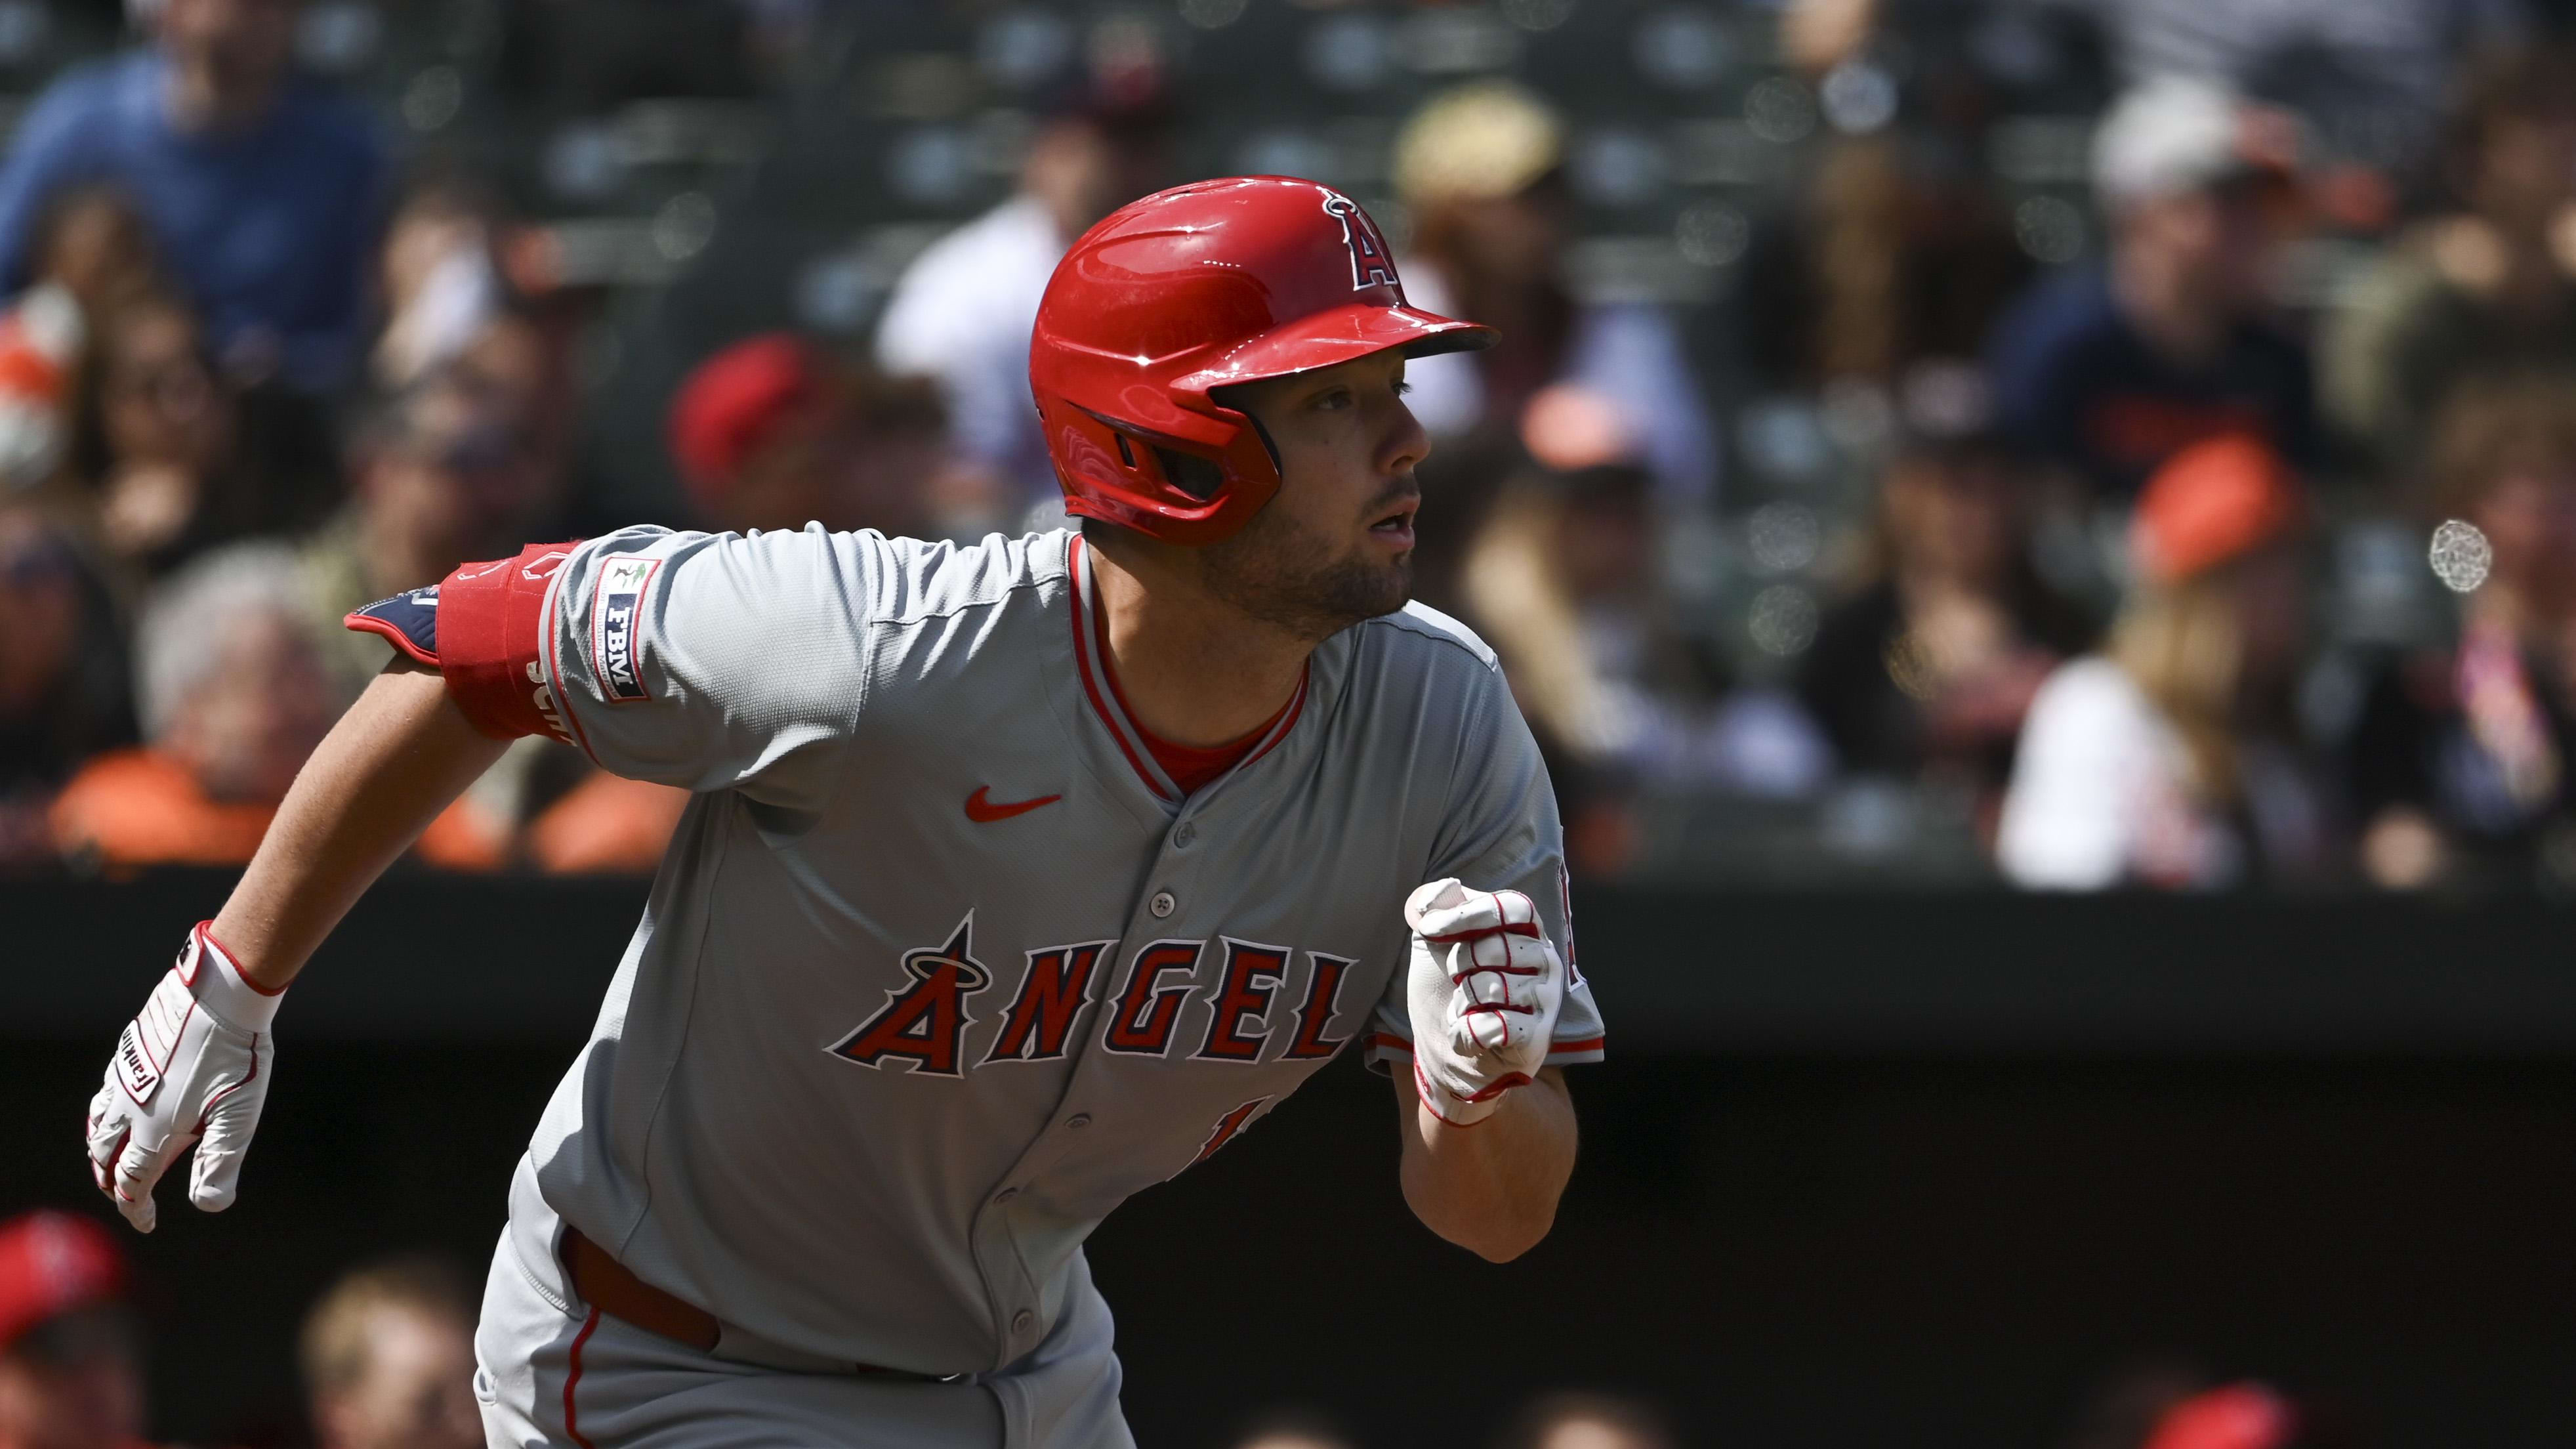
[
  {"xmin": 560, "ymin": 1228, "xmax": 944, "ymax": 1381},
  {"xmin": 562, "ymin": 1228, "xmax": 722, "ymax": 1351}
]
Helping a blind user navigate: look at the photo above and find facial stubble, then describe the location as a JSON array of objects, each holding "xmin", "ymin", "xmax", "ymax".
[{"xmin": 1195, "ymin": 493, "xmax": 1413, "ymax": 642}]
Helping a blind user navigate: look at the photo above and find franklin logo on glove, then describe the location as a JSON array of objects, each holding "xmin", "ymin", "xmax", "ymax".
[
  {"xmin": 114, "ymin": 1028, "xmax": 159, "ymax": 1104},
  {"xmin": 84, "ymin": 924, "xmax": 281, "ymax": 1233}
]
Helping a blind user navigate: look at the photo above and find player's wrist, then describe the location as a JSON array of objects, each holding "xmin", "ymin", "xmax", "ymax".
[
  {"xmin": 182, "ymin": 923, "xmax": 285, "ymax": 1034},
  {"xmin": 1413, "ymin": 1059, "xmax": 1514, "ymax": 1127}
]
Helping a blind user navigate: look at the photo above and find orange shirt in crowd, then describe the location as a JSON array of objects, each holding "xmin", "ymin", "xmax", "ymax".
[
  {"xmin": 48, "ymin": 747, "xmax": 686, "ymax": 874},
  {"xmin": 49, "ymin": 750, "xmax": 274, "ymax": 869},
  {"xmin": 417, "ymin": 770, "xmax": 688, "ymax": 873},
  {"xmin": 522, "ymin": 772, "xmax": 690, "ymax": 874}
]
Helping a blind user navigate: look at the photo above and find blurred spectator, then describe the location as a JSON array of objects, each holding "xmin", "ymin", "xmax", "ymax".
[
  {"xmin": 0, "ymin": 1211, "xmax": 145, "ymax": 1449},
  {"xmin": 827, "ymin": 369, "xmax": 953, "ymax": 541},
  {"xmin": 1798, "ymin": 410, "xmax": 2098, "ymax": 836},
  {"xmin": 0, "ymin": 0, "xmax": 386, "ymax": 394},
  {"xmin": 875, "ymin": 76, "xmax": 1173, "ymax": 519},
  {"xmin": 1739, "ymin": 39, "xmax": 2033, "ymax": 397},
  {"xmin": 2140, "ymin": 1383, "xmax": 2298, "ymax": 1449},
  {"xmin": 373, "ymin": 175, "xmax": 505, "ymax": 393},
  {"xmin": 68, "ymin": 293, "xmax": 266, "ymax": 580},
  {"xmin": 2138, "ymin": 1381, "xmax": 2363, "ymax": 1449},
  {"xmin": 0, "ymin": 509, "xmax": 135, "ymax": 869},
  {"xmin": 2064, "ymin": 1366, "xmax": 2365, "ymax": 1449},
  {"xmin": 452, "ymin": 312, "xmax": 578, "ymax": 516},
  {"xmin": 1458, "ymin": 387, "xmax": 1786, "ymax": 875},
  {"xmin": 514, "ymin": 767, "xmax": 690, "ymax": 876},
  {"xmin": 1997, "ymin": 433, "xmax": 2328, "ymax": 889},
  {"xmin": 1395, "ymin": 82, "xmax": 1717, "ymax": 509},
  {"xmin": 670, "ymin": 333, "xmax": 949, "ymax": 539},
  {"xmin": 1742, "ymin": 135, "xmax": 2031, "ymax": 392},
  {"xmin": 2072, "ymin": 0, "xmax": 2526, "ymax": 177},
  {"xmin": 2344, "ymin": 373, "xmax": 2576, "ymax": 889},
  {"xmin": 284, "ymin": 366, "xmax": 676, "ymax": 873},
  {"xmin": 1782, "ymin": 0, "xmax": 2112, "ymax": 110},
  {"xmin": 1492, "ymin": 1391, "xmax": 1678, "ymax": 1449},
  {"xmin": 1989, "ymin": 77, "xmax": 2317, "ymax": 503},
  {"xmin": 293, "ymin": 369, "xmax": 552, "ymax": 707},
  {"xmin": 671, "ymin": 334, "xmax": 838, "ymax": 531},
  {"xmin": 0, "ymin": 185, "xmax": 157, "ymax": 493},
  {"xmin": 49, "ymin": 543, "xmax": 331, "ymax": 870},
  {"xmin": 2321, "ymin": 45, "xmax": 2576, "ymax": 480},
  {"xmin": 299, "ymin": 1255, "xmax": 481, "ymax": 1449}
]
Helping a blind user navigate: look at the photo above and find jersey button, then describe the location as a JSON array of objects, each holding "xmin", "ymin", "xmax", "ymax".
[
  {"xmin": 1149, "ymin": 891, "xmax": 1176, "ymax": 918},
  {"xmin": 1173, "ymin": 823, "xmax": 1195, "ymax": 849},
  {"xmin": 1065, "ymin": 1113, "xmax": 1091, "ymax": 1130},
  {"xmin": 1012, "ymin": 1310, "xmax": 1035, "ymax": 1335}
]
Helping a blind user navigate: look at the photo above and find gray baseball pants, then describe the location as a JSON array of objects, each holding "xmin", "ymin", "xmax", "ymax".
[{"xmin": 472, "ymin": 1172, "xmax": 1132, "ymax": 1448}]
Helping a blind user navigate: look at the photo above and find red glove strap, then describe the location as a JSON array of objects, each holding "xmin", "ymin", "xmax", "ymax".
[{"xmin": 436, "ymin": 543, "xmax": 581, "ymax": 744}]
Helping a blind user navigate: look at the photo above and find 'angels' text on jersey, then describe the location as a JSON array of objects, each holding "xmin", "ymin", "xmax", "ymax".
[{"xmin": 829, "ymin": 914, "xmax": 1358, "ymax": 1076}]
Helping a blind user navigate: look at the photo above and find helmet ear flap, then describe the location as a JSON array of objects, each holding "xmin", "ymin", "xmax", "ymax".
[
  {"xmin": 1209, "ymin": 384, "xmax": 1283, "ymax": 480},
  {"xmin": 1100, "ymin": 421, "xmax": 1220, "ymax": 501},
  {"xmin": 1149, "ymin": 444, "xmax": 1224, "ymax": 501}
]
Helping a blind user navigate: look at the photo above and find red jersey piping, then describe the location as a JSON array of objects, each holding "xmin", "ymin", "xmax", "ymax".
[
  {"xmin": 1066, "ymin": 536, "xmax": 1173, "ymax": 801},
  {"xmin": 1065, "ymin": 533, "xmax": 1310, "ymax": 799}
]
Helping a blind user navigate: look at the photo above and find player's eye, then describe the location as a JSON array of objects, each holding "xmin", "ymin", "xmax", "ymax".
[
  {"xmin": 1312, "ymin": 387, "xmax": 1353, "ymax": 411},
  {"xmin": 1392, "ymin": 379, "xmax": 1413, "ymax": 398}
]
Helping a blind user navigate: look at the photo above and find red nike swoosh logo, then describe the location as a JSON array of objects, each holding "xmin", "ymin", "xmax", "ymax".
[{"xmin": 965, "ymin": 786, "xmax": 1062, "ymax": 824}]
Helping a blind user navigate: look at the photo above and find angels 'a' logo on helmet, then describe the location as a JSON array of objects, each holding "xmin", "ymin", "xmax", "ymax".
[{"xmin": 1319, "ymin": 191, "xmax": 1401, "ymax": 295}]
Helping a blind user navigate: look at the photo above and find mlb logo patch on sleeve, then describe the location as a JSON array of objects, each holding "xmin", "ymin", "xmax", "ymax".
[{"xmin": 591, "ymin": 555, "xmax": 663, "ymax": 703}]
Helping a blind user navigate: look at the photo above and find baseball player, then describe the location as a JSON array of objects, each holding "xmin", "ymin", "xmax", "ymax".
[{"xmin": 81, "ymin": 176, "xmax": 1606, "ymax": 1448}]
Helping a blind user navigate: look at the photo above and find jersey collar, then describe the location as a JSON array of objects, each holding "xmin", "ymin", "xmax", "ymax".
[{"xmin": 1064, "ymin": 534, "xmax": 1310, "ymax": 807}]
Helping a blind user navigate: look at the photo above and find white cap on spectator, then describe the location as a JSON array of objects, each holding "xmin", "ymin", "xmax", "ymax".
[{"xmin": 2090, "ymin": 75, "xmax": 2282, "ymax": 210}]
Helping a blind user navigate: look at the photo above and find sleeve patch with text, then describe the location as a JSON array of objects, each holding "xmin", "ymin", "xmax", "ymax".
[{"xmin": 591, "ymin": 555, "xmax": 662, "ymax": 703}]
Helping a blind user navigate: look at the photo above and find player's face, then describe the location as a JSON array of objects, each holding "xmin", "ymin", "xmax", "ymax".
[{"xmin": 1201, "ymin": 351, "xmax": 1430, "ymax": 639}]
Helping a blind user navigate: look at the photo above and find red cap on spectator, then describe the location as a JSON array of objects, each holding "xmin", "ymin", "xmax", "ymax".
[
  {"xmin": 2141, "ymin": 1383, "xmax": 2299, "ymax": 1449},
  {"xmin": 0, "ymin": 1211, "xmax": 127, "ymax": 1351},
  {"xmin": 2131, "ymin": 433, "xmax": 2303, "ymax": 583},
  {"xmin": 667, "ymin": 334, "xmax": 820, "ymax": 505}
]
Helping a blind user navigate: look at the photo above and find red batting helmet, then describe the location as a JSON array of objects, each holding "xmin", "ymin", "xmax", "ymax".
[{"xmin": 1029, "ymin": 176, "xmax": 1492, "ymax": 545}]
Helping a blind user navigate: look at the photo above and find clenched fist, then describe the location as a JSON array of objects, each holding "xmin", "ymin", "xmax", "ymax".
[
  {"xmin": 1403, "ymin": 878, "xmax": 1564, "ymax": 1126},
  {"xmin": 84, "ymin": 924, "xmax": 281, "ymax": 1232}
]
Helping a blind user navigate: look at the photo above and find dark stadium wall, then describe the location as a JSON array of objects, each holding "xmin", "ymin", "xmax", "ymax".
[{"xmin": 3, "ymin": 877, "xmax": 2571, "ymax": 1448}]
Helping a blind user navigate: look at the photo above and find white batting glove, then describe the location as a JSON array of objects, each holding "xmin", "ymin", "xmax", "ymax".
[
  {"xmin": 84, "ymin": 923, "xmax": 280, "ymax": 1232},
  {"xmin": 1403, "ymin": 878, "xmax": 1564, "ymax": 1127}
]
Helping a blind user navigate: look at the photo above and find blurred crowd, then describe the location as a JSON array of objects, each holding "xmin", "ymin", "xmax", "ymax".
[
  {"xmin": 0, "ymin": 1211, "xmax": 482, "ymax": 1449},
  {"xmin": 11, "ymin": 0, "xmax": 2576, "ymax": 891},
  {"xmin": 0, "ymin": 1204, "xmax": 2367, "ymax": 1449}
]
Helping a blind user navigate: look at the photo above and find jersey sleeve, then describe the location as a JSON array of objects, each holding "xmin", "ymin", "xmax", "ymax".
[
  {"xmin": 1366, "ymin": 672, "xmax": 1606, "ymax": 1071},
  {"xmin": 415, "ymin": 524, "xmax": 893, "ymax": 808}
]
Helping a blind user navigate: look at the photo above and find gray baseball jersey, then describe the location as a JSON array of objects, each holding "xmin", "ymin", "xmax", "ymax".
[{"xmin": 374, "ymin": 524, "xmax": 1605, "ymax": 1379}]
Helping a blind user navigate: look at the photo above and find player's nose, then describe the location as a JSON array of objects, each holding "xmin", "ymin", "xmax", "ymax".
[{"xmin": 1379, "ymin": 396, "xmax": 1431, "ymax": 478}]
